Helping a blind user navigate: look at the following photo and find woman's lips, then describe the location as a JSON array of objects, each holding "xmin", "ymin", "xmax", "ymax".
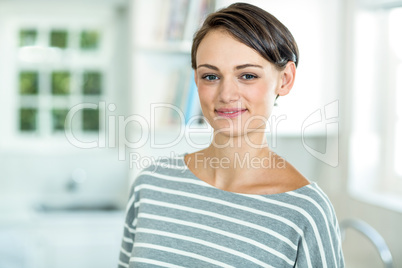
[{"xmin": 215, "ymin": 108, "xmax": 248, "ymax": 118}]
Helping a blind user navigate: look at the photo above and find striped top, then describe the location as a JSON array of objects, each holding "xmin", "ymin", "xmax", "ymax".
[{"xmin": 118, "ymin": 155, "xmax": 344, "ymax": 268}]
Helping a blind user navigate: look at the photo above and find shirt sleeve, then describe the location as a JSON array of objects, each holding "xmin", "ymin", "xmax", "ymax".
[
  {"xmin": 117, "ymin": 180, "xmax": 138, "ymax": 268},
  {"xmin": 294, "ymin": 204, "xmax": 345, "ymax": 268}
]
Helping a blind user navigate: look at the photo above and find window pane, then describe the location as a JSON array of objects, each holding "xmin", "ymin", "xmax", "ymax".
[
  {"xmin": 82, "ymin": 108, "xmax": 99, "ymax": 131},
  {"xmin": 80, "ymin": 31, "xmax": 99, "ymax": 50},
  {"xmin": 19, "ymin": 72, "xmax": 39, "ymax": 95},
  {"xmin": 20, "ymin": 29, "xmax": 37, "ymax": 46},
  {"xmin": 395, "ymin": 65, "xmax": 402, "ymax": 176},
  {"xmin": 396, "ymin": 64, "xmax": 402, "ymax": 117},
  {"xmin": 52, "ymin": 72, "xmax": 70, "ymax": 95},
  {"xmin": 395, "ymin": 120, "xmax": 402, "ymax": 176},
  {"xmin": 20, "ymin": 108, "xmax": 37, "ymax": 131},
  {"xmin": 50, "ymin": 30, "xmax": 68, "ymax": 48},
  {"xmin": 52, "ymin": 109, "xmax": 69, "ymax": 131},
  {"xmin": 389, "ymin": 8, "xmax": 402, "ymax": 60},
  {"xmin": 83, "ymin": 72, "xmax": 102, "ymax": 95}
]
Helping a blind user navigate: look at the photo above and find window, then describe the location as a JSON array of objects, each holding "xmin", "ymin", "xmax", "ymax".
[
  {"xmin": 389, "ymin": 8, "xmax": 402, "ymax": 178},
  {"xmin": 349, "ymin": 6, "xmax": 402, "ymax": 211},
  {"xmin": 17, "ymin": 26, "xmax": 105, "ymax": 136},
  {"xmin": 0, "ymin": 1, "xmax": 121, "ymax": 151}
]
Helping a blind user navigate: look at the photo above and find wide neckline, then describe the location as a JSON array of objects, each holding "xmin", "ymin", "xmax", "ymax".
[{"xmin": 180, "ymin": 153, "xmax": 314, "ymax": 197}]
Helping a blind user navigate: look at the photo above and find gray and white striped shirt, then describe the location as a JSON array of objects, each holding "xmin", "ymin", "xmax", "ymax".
[{"xmin": 118, "ymin": 155, "xmax": 344, "ymax": 267}]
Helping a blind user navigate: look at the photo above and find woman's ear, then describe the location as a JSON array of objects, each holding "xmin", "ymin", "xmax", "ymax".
[{"xmin": 277, "ymin": 61, "xmax": 296, "ymax": 96}]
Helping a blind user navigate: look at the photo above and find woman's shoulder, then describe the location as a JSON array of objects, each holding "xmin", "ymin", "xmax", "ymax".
[
  {"xmin": 282, "ymin": 181, "xmax": 339, "ymax": 228},
  {"xmin": 133, "ymin": 154, "xmax": 188, "ymax": 182},
  {"xmin": 288, "ymin": 181, "xmax": 334, "ymax": 209}
]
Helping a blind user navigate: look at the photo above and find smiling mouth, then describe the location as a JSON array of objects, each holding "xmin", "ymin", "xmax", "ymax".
[{"xmin": 215, "ymin": 108, "xmax": 248, "ymax": 118}]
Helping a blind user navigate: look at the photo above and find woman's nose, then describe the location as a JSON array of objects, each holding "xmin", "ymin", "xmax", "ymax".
[{"xmin": 218, "ymin": 78, "xmax": 240, "ymax": 103}]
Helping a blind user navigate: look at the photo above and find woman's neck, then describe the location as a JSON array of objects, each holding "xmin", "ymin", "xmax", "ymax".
[
  {"xmin": 209, "ymin": 134, "xmax": 268, "ymax": 159},
  {"xmin": 197, "ymin": 131, "xmax": 280, "ymax": 190}
]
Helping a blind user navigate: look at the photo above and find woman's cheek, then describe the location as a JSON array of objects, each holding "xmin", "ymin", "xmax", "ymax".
[
  {"xmin": 198, "ymin": 89, "xmax": 213, "ymax": 114},
  {"xmin": 198, "ymin": 86, "xmax": 216, "ymax": 103}
]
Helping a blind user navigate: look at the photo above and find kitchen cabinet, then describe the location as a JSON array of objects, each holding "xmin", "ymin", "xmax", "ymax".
[{"xmin": 1, "ymin": 211, "xmax": 125, "ymax": 268}]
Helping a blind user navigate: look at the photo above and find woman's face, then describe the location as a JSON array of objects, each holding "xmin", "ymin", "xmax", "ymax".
[{"xmin": 195, "ymin": 29, "xmax": 291, "ymax": 138}]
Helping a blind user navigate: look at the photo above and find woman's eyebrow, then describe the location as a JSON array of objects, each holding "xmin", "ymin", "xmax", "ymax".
[
  {"xmin": 197, "ymin": 63, "xmax": 263, "ymax": 70},
  {"xmin": 235, "ymin": 64, "xmax": 263, "ymax": 70},
  {"xmin": 197, "ymin": 64, "xmax": 219, "ymax": 70}
]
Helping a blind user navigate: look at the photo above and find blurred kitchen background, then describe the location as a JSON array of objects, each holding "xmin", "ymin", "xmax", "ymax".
[{"xmin": 0, "ymin": 0, "xmax": 401, "ymax": 267}]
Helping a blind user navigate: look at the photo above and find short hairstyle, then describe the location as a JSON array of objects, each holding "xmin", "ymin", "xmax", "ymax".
[{"xmin": 191, "ymin": 2, "xmax": 299, "ymax": 70}]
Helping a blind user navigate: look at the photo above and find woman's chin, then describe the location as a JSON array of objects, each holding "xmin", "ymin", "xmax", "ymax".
[
  {"xmin": 213, "ymin": 130, "xmax": 243, "ymax": 138},
  {"xmin": 212, "ymin": 126, "xmax": 267, "ymax": 139}
]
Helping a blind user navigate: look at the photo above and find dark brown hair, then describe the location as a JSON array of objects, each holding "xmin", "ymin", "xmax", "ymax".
[{"xmin": 191, "ymin": 2, "xmax": 299, "ymax": 70}]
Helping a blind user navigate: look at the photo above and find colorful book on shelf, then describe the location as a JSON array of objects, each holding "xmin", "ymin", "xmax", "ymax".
[
  {"xmin": 166, "ymin": 0, "xmax": 190, "ymax": 42},
  {"xmin": 183, "ymin": 0, "xmax": 216, "ymax": 41},
  {"xmin": 154, "ymin": 0, "xmax": 171, "ymax": 42},
  {"xmin": 165, "ymin": 68, "xmax": 201, "ymax": 126},
  {"xmin": 184, "ymin": 71, "xmax": 201, "ymax": 124},
  {"xmin": 157, "ymin": 69, "xmax": 180, "ymax": 126},
  {"xmin": 156, "ymin": 0, "xmax": 216, "ymax": 43},
  {"xmin": 168, "ymin": 68, "xmax": 189, "ymax": 125}
]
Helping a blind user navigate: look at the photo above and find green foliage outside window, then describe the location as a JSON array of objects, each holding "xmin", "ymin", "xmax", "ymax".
[
  {"xmin": 82, "ymin": 108, "xmax": 99, "ymax": 131},
  {"xmin": 52, "ymin": 109, "xmax": 69, "ymax": 131},
  {"xmin": 50, "ymin": 30, "xmax": 68, "ymax": 48},
  {"xmin": 52, "ymin": 72, "xmax": 70, "ymax": 95},
  {"xmin": 80, "ymin": 31, "xmax": 99, "ymax": 50},
  {"xmin": 20, "ymin": 30, "xmax": 37, "ymax": 46},
  {"xmin": 19, "ymin": 72, "xmax": 39, "ymax": 95},
  {"xmin": 20, "ymin": 108, "xmax": 37, "ymax": 131},
  {"xmin": 83, "ymin": 72, "xmax": 102, "ymax": 95}
]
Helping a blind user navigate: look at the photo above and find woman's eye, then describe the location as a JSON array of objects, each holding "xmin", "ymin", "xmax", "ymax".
[
  {"xmin": 202, "ymin": 74, "xmax": 219, "ymax": 81},
  {"xmin": 241, "ymin": 74, "xmax": 257, "ymax": 80}
]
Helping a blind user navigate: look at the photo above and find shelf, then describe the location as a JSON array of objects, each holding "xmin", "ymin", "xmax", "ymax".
[{"xmin": 134, "ymin": 41, "xmax": 192, "ymax": 54}]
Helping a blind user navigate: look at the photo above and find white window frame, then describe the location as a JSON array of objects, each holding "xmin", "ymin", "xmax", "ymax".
[
  {"xmin": 348, "ymin": 5, "xmax": 402, "ymax": 212},
  {"xmin": 0, "ymin": 2, "xmax": 118, "ymax": 152}
]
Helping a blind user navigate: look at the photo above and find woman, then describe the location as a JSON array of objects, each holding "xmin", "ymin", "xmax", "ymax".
[{"xmin": 119, "ymin": 3, "xmax": 344, "ymax": 267}]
